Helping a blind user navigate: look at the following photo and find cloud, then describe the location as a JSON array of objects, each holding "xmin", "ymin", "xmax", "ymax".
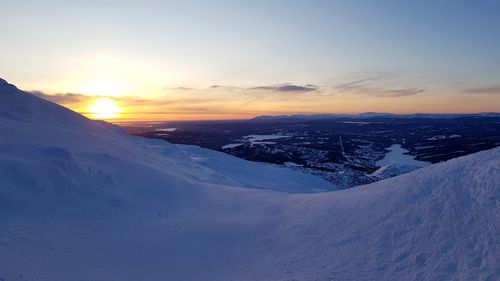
[
  {"xmin": 343, "ymin": 87, "xmax": 425, "ymax": 97},
  {"xmin": 30, "ymin": 77, "xmax": 428, "ymax": 120},
  {"xmin": 166, "ymin": 84, "xmax": 319, "ymax": 93},
  {"xmin": 166, "ymin": 86, "xmax": 196, "ymax": 91},
  {"xmin": 249, "ymin": 84, "xmax": 319, "ymax": 93},
  {"xmin": 30, "ymin": 91, "xmax": 89, "ymax": 104},
  {"xmin": 373, "ymin": 88, "xmax": 426, "ymax": 97},
  {"xmin": 463, "ymin": 85, "xmax": 500, "ymax": 94},
  {"xmin": 31, "ymin": 90, "xmax": 159, "ymax": 105},
  {"xmin": 334, "ymin": 76, "xmax": 425, "ymax": 97},
  {"xmin": 336, "ymin": 78, "xmax": 375, "ymax": 90}
]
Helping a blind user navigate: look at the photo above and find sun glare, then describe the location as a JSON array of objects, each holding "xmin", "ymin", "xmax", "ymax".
[
  {"xmin": 87, "ymin": 98, "xmax": 122, "ymax": 119},
  {"xmin": 78, "ymin": 75, "xmax": 128, "ymax": 96}
]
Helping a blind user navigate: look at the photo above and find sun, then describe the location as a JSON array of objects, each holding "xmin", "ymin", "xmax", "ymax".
[{"xmin": 87, "ymin": 98, "xmax": 122, "ymax": 119}]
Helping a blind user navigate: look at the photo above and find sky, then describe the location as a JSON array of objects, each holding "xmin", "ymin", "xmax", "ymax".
[{"xmin": 1, "ymin": 0, "xmax": 500, "ymax": 120}]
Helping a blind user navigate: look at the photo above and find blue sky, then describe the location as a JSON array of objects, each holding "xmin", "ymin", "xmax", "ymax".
[{"xmin": 1, "ymin": 0, "xmax": 500, "ymax": 119}]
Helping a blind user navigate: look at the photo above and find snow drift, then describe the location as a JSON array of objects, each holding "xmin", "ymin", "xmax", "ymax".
[{"xmin": 0, "ymin": 78, "xmax": 499, "ymax": 281}]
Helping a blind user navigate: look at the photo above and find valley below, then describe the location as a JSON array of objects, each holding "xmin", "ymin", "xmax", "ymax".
[{"xmin": 123, "ymin": 116, "xmax": 500, "ymax": 188}]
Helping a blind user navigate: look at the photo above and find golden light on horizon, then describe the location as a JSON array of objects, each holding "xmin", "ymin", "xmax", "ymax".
[{"xmin": 87, "ymin": 98, "xmax": 122, "ymax": 119}]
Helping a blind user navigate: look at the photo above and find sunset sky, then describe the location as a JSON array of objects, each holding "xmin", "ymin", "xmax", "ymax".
[{"xmin": 1, "ymin": 0, "xmax": 500, "ymax": 120}]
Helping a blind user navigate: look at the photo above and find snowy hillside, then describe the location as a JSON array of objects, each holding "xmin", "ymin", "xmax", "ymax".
[{"xmin": 1, "ymin": 78, "xmax": 499, "ymax": 281}]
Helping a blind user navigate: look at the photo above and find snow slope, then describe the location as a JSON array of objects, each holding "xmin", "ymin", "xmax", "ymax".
[{"xmin": 1, "ymin": 78, "xmax": 499, "ymax": 281}]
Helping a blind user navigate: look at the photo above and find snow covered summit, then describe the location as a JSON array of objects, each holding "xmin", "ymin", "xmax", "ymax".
[{"xmin": 0, "ymin": 79, "xmax": 499, "ymax": 281}]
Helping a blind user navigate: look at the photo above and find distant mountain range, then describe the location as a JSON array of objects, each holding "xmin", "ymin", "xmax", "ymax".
[{"xmin": 253, "ymin": 112, "xmax": 500, "ymax": 120}]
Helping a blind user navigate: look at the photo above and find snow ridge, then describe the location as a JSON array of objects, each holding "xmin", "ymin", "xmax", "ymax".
[{"xmin": 0, "ymin": 79, "xmax": 499, "ymax": 281}]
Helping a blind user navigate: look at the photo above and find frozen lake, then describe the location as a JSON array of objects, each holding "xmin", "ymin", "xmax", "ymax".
[{"xmin": 376, "ymin": 144, "xmax": 431, "ymax": 168}]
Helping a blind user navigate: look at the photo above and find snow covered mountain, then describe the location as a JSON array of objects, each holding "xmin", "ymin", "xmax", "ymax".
[{"xmin": 1, "ymin": 78, "xmax": 499, "ymax": 281}]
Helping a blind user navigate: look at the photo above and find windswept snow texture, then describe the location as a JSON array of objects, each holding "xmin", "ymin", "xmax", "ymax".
[{"xmin": 1, "ymin": 78, "xmax": 499, "ymax": 281}]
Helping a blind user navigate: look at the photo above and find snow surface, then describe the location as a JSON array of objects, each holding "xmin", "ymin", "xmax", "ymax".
[
  {"xmin": 428, "ymin": 135, "xmax": 448, "ymax": 141},
  {"xmin": 376, "ymin": 144, "xmax": 431, "ymax": 167},
  {"xmin": 221, "ymin": 134, "xmax": 291, "ymax": 148},
  {"xmin": 1, "ymin": 78, "xmax": 499, "ymax": 281},
  {"xmin": 221, "ymin": 143, "xmax": 244, "ymax": 149},
  {"xmin": 155, "ymin": 127, "xmax": 177, "ymax": 132},
  {"xmin": 372, "ymin": 144, "xmax": 431, "ymax": 179},
  {"xmin": 243, "ymin": 134, "xmax": 291, "ymax": 144},
  {"xmin": 342, "ymin": 121, "xmax": 372, "ymax": 125}
]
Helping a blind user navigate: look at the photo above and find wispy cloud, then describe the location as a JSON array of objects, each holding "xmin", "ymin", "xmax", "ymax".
[
  {"xmin": 333, "ymin": 74, "xmax": 425, "ymax": 97},
  {"xmin": 30, "ymin": 77, "xmax": 428, "ymax": 120},
  {"xmin": 249, "ymin": 84, "xmax": 319, "ymax": 93},
  {"xmin": 31, "ymin": 89, "xmax": 242, "ymax": 116},
  {"xmin": 336, "ymin": 78, "xmax": 375, "ymax": 90},
  {"xmin": 463, "ymin": 85, "xmax": 500, "ymax": 94},
  {"xmin": 30, "ymin": 91, "xmax": 89, "ymax": 104},
  {"xmin": 371, "ymin": 88, "xmax": 425, "ymax": 97}
]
